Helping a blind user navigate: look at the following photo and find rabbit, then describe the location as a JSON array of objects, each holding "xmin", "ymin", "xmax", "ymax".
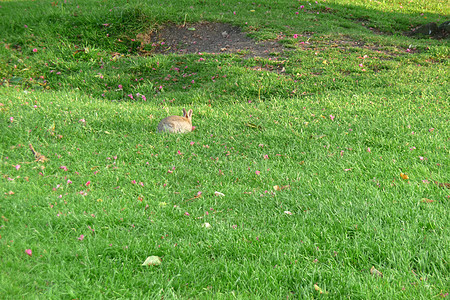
[{"xmin": 157, "ymin": 108, "xmax": 193, "ymax": 133}]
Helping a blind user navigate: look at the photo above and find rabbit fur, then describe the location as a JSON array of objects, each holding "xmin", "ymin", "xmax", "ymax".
[{"xmin": 157, "ymin": 108, "xmax": 193, "ymax": 133}]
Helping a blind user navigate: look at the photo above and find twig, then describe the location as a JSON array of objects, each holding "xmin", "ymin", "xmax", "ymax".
[{"xmin": 29, "ymin": 144, "xmax": 48, "ymax": 162}]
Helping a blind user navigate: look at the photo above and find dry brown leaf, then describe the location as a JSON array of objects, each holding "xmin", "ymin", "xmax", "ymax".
[
  {"xmin": 73, "ymin": 49, "xmax": 86, "ymax": 55},
  {"xmin": 29, "ymin": 144, "xmax": 48, "ymax": 163},
  {"xmin": 400, "ymin": 173, "xmax": 409, "ymax": 180},
  {"xmin": 184, "ymin": 192, "xmax": 202, "ymax": 202},
  {"xmin": 274, "ymin": 185, "xmax": 290, "ymax": 191},
  {"xmin": 313, "ymin": 284, "xmax": 327, "ymax": 294},
  {"xmin": 421, "ymin": 198, "xmax": 434, "ymax": 203},
  {"xmin": 370, "ymin": 266, "xmax": 383, "ymax": 277},
  {"xmin": 432, "ymin": 180, "xmax": 450, "ymax": 189}
]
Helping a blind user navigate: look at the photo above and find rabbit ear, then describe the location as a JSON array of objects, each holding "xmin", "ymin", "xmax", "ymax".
[
  {"xmin": 182, "ymin": 108, "xmax": 187, "ymax": 117},
  {"xmin": 187, "ymin": 109, "xmax": 193, "ymax": 119}
]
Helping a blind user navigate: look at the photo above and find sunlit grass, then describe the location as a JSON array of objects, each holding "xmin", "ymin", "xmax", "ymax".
[{"xmin": 0, "ymin": 0, "xmax": 449, "ymax": 298}]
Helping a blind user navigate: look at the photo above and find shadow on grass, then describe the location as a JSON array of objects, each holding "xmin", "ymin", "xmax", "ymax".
[
  {"xmin": 0, "ymin": 0, "xmax": 447, "ymax": 51},
  {"xmin": 0, "ymin": 0, "xmax": 448, "ymax": 100}
]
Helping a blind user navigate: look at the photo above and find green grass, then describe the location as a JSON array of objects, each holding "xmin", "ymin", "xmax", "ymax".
[{"xmin": 1, "ymin": 0, "xmax": 449, "ymax": 298}]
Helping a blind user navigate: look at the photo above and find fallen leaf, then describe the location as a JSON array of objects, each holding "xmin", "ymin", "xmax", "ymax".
[
  {"xmin": 313, "ymin": 284, "xmax": 327, "ymax": 294},
  {"xmin": 73, "ymin": 49, "xmax": 86, "ymax": 55},
  {"xmin": 142, "ymin": 256, "xmax": 162, "ymax": 266},
  {"xmin": 274, "ymin": 185, "xmax": 290, "ymax": 191},
  {"xmin": 245, "ymin": 123, "xmax": 264, "ymax": 131},
  {"xmin": 284, "ymin": 211, "xmax": 293, "ymax": 215},
  {"xmin": 400, "ymin": 173, "xmax": 409, "ymax": 180},
  {"xmin": 432, "ymin": 180, "xmax": 450, "ymax": 189},
  {"xmin": 310, "ymin": 134, "xmax": 326, "ymax": 139},
  {"xmin": 202, "ymin": 222, "xmax": 212, "ymax": 229},
  {"xmin": 421, "ymin": 198, "xmax": 434, "ymax": 203},
  {"xmin": 29, "ymin": 144, "xmax": 48, "ymax": 163},
  {"xmin": 46, "ymin": 123, "xmax": 56, "ymax": 136},
  {"xmin": 184, "ymin": 192, "xmax": 202, "ymax": 202},
  {"xmin": 370, "ymin": 266, "xmax": 383, "ymax": 277}
]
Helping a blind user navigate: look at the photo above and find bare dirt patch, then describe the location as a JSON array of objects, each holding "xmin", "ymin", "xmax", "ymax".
[{"xmin": 136, "ymin": 22, "xmax": 289, "ymax": 57}]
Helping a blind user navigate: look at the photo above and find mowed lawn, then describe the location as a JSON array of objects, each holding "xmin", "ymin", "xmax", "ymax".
[{"xmin": 0, "ymin": 0, "xmax": 449, "ymax": 298}]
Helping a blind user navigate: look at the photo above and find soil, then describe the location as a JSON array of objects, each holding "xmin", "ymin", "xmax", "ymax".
[
  {"xmin": 136, "ymin": 22, "xmax": 289, "ymax": 57},
  {"xmin": 135, "ymin": 21, "xmax": 447, "ymax": 60}
]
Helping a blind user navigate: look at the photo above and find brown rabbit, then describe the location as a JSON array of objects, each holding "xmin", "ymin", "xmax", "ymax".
[{"xmin": 157, "ymin": 108, "xmax": 193, "ymax": 133}]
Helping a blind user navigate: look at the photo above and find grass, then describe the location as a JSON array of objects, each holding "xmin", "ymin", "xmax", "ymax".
[{"xmin": 0, "ymin": 0, "xmax": 449, "ymax": 298}]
